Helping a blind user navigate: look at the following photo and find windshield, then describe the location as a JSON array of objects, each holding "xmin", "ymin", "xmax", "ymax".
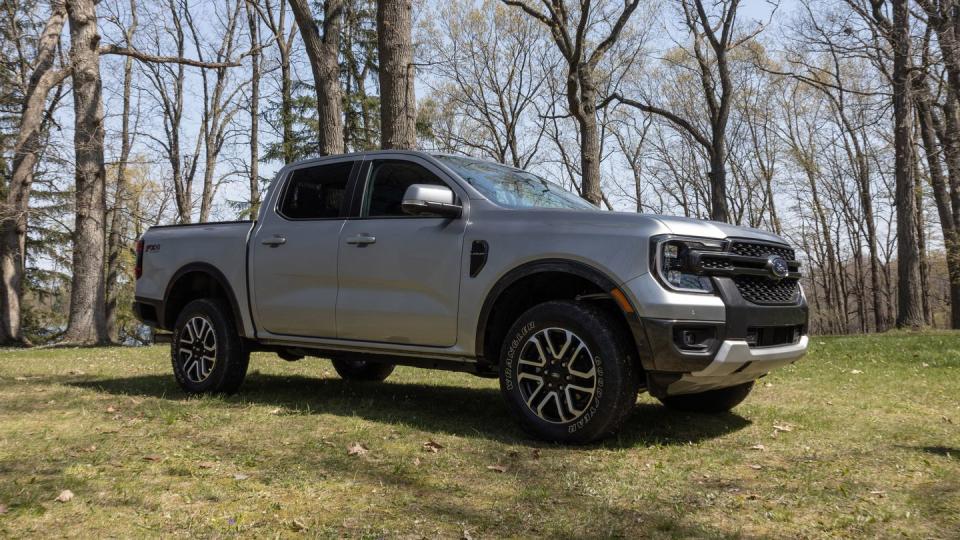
[{"xmin": 433, "ymin": 155, "xmax": 597, "ymax": 210}]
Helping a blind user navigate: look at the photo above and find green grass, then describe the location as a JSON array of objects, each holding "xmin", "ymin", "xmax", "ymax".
[{"xmin": 1, "ymin": 333, "xmax": 958, "ymax": 538}]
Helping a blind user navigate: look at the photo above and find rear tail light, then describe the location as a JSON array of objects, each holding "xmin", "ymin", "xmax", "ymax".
[{"xmin": 134, "ymin": 239, "xmax": 144, "ymax": 279}]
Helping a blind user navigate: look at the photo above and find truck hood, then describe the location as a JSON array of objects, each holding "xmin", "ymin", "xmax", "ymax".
[{"xmin": 639, "ymin": 213, "xmax": 788, "ymax": 245}]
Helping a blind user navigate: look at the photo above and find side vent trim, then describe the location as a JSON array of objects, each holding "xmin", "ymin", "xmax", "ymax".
[{"xmin": 469, "ymin": 240, "xmax": 489, "ymax": 278}]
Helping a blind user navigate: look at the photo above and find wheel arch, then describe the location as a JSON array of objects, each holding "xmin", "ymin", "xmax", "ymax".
[
  {"xmin": 162, "ymin": 262, "xmax": 246, "ymax": 336},
  {"xmin": 474, "ymin": 258, "xmax": 644, "ymax": 366}
]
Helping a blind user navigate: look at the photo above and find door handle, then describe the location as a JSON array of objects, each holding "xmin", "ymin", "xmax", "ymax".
[
  {"xmin": 261, "ymin": 235, "xmax": 286, "ymax": 247},
  {"xmin": 346, "ymin": 234, "xmax": 376, "ymax": 246}
]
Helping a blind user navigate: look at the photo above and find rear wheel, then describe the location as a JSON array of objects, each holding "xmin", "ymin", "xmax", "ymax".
[
  {"xmin": 331, "ymin": 358, "xmax": 395, "ymax": 382},
  {"xmin": 498, "ymin": 300, "xmax": 639, "ymax": 443},
  {"xmin": 171, "ymin": 298, "xmax": 249, "ymax": 395},
  {"xmin": 658, "ymin": 382, "xmax": 754, "ymax": 413}
]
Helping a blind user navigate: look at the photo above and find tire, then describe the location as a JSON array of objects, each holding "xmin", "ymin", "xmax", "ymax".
[
  {"xmin": 658, "ymin": 381, "xmax": 754, "ymax": 413},
  {"xmin": 498, "ymin": 300, "xmax": 640, "ymax": 443},
  {"xmin": 171, "ymin": 298, "xmax": 249, "ymax": 395},
  {"xmin": 331, "ymin": 358, "xmax": 395, "ymax": 382}
]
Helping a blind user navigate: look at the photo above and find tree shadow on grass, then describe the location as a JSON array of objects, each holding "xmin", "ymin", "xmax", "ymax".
[{"xmin": 69, "ymin": 371, "xmax": 750, "ymax": 447}]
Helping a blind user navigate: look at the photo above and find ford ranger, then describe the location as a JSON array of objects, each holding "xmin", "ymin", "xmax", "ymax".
[{"xmin": 132, "ymin": 151, "xmax": 808, "ymax": 443}]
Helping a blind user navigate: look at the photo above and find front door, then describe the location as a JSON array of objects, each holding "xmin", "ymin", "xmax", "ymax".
[
  {"xmin": 250, "ymin": 159, "xmax": 356, "ymax": 337},
  {"xmin": 336, "ymin": 157, "xmax": 466, "ymax": 347}
]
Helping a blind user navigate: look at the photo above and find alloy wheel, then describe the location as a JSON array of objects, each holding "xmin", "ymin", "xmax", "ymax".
[
  {"xmin": 516, "ymin": 327, "xmax": 598, "ymax": 423},
  {"xmin": 178, "ymin": 315, "xmax": 217, "ymax": 383}
]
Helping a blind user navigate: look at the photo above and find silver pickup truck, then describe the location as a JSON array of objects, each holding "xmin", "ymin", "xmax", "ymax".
[{"xmin": 133, "ymin": 150, "xmax": 808, "ymax": 442}]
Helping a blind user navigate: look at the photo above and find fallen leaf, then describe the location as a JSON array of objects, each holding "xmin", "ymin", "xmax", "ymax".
[
  {"xmin": 290, "ymin": 518, "xmax": 309, "ymax": 532},
  {"xmin": 198, "ymin": 461, "xmax": 216, "ymax": 469},
  {"xmin": 268, "ymin": 408, "xmax": 282, "ymax": 415},
  {"xmin": 850, "ymin": 369, "xmax": 863, "ymax": 374},
  {"xmin": 422, "ymin": 440, "xmax": 443, "ymax": 453},
  {"xmin": 68, "ymin": 370, "xmax": 85, "ymax": 376},
  {"xmin": 347, "ymin": 442, "xmax": 368, "ymax": 457},
  {"xmin": 462, "ymin": 529, "xmax": 474, "ymax": 540},
  {"xmin": 14, "ymin": 376, "xmax": 26, "ymax": 381},
  {"xmin": 750, "ymin": 444, "xmax": 766, "ymax": 451},
  {"xmin": 85, "ymin": 445, "xmax": 97, "ymax": 452},
  {"xmin": 487, "ymin": 464, "xmax": 508, "ymax": 473},
  {"xmin": 748, "ymin": 464, "xmax": 763, "ymax": 470},
  {"xmin": 106, "ymin": 405, "xmax": 118, "ymax": 413},
  {"xmin": 746, "ymin": 494, "xmax": 759, "ymax": 500},
  {"xmin": 143, "ymin": 454, "xmax": 162, "ymax": 462},
  {"xmin": 942, "ymin": 416, "xmax": 953, "ymax": 424},
  {"xmin": 870, "ymin": 490, "xmax": 886, "ymax": 497},
  {"xmin": 55, "ymin": 490, "xmax": 74, "ymax": 503},
  {"xmin": 773, "ymin": 424, "xmax": 793, "ymax": 433},
  {"xmin": 412, "ymin": 457, "xmax": 421, "ymax": 466},
  {"xmin": 0, "ymin": 503, "xmax": 7, "ymax": 514},
  {"xmin": 232, "ymin": 473, "xmax": 249, "ymax": 481},
  {"xmin": 531, "ymin": 449, "xmax": 542, "ymax": 460},
  {"xmin": 922, "ymin": 362, "xmax": 930, "ymax": 368}
]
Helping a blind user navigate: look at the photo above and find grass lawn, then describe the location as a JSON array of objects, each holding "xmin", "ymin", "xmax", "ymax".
[{"xmin": 0, "ymin": 333, "xmax": 958, "ymax": 538}]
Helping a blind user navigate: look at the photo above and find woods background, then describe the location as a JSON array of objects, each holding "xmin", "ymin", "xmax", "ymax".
[{"xmin": 1, "ymin": 0, "xmax": 957, "ymax": 346}]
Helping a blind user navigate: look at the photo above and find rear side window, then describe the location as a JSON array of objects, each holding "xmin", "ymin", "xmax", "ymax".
[
  {"xmin": 279, "ymin": 161, "xmax": 353, "ymax": 219},
  {"xmin": 362, "ymin": 160, "xmax": 447, "ymax": 217}
]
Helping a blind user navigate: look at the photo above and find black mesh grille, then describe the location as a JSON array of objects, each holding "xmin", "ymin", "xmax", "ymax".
[
  {"xmin": 700, "ymin": 258, "xmax": 733, "ymax": 270},
  {"xmin": 734, "ymin": 276, "xmax": 800, "ymax": 305},
  {"xmin": 726, "ymin": 241, "xmax": 800, "ymax": 305},
  {"xmin": 729, "ymin": 241, "xmax": 795, "ymax": 261}
]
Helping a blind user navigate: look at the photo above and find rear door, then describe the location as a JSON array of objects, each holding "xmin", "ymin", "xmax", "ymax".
[
  {"xmin": 250, "ymin": 158, "xmax": 357, "ymax": 337},
  {"xmin": 336, "ymin": 156, "xmax": 466, "ymax": 346}
]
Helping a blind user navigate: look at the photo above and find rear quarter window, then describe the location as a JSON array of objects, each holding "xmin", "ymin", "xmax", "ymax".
[{"xmin": 279, "ymin": 161, "xmax": 353, "ymax": 219}]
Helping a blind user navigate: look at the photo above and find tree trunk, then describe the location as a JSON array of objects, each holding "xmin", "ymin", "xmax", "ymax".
[
  {"xmin": 246, "ymin": 0, "xmax": 262, "ymax": 216},
  {"xmin": 892, "ymin": 0, "xmax": 924, "ymax": 328},
  {"xmin": 289, "ymin": 0, "xmax": 344, "ymax": 155},
  {"xmin": 377, "ymin": 0, "xmax": 416, "ymax": 149},
  {"xmin": 0, "ymin": 3, "xmax": 67, "ymax": 345},
  {"xmin": 63, "ymin": 0, "xmax": 109, "ymax": 344},
  {"xmin": 105, "ymin": 7, "xmax": 137, "ymax": 344}
]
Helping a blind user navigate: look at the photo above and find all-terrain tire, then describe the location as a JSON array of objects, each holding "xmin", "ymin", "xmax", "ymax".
[
  {"xmin": 499, "ymin": 300, "xmax": 640, "ymax": 443},
  {"xmin": 171, "ymin": 298, "xmax": 249, "ymax": 395},
  {"xmin": 658, "ymin": 381, "xmax": 754, "ymax": 413},
  {"xmin": 331, "ymin": 358, "xmax": 396, "ymax": 382}
]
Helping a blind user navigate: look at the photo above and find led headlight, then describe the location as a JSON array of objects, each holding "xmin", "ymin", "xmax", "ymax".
[{"xmin": 652, "ymin": 236, "xmax": 725, "ymax": 294}]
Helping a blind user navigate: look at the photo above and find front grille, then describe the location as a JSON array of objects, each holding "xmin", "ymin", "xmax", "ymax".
[
  {"xmin": 729, "ymin": 241, "xmax": 795, "ymax": 260},
  {"xmin": 727, "ymin": 240, "xmax": 800, "ymax": 305},
  {"xmin": 734, "ymin": 275, "xmax": 800, "ymax": 304}
]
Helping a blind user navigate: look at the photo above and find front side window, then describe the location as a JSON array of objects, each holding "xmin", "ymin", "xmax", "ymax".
[
  {"xmin": 363, "ymin": 160, "xmax": 447, "ymax": 217},
  {"xmin": 433, "ymin": 155, "xmax": 596, "ymax": 210},
  {"xmin": 279, "ymin": 161, "xmax": 353, "ymax": 219}
]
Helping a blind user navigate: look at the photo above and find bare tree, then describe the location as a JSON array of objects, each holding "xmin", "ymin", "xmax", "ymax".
[
  {"xmin": 0, "ymin": 1, "xmax": 67, "ymax": 344},
  {"xmin": 378, "ymin": 0, "xmax": 415, "ymax": 149},
  {"xmin": 501, "ymin": 0, "xmax": 640, "ymax": 205},
  {"xmin": 288, "ymin": 0, "xmax": 343, "ymax": 155}
]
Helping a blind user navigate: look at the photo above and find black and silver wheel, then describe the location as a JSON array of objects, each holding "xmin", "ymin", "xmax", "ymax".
[
  {"xmin": 499, "ymin": 300, "xmax": 639, "ymax": 443},
  {"xmin": 331, "ymin": 358, "xmax": 395, "ymax": 382},
  {"xmin": 171, "ymin": 298, "xmax": 249, "ymax": 395},
  {"xmin": 658, "ymin": 381, "xmax": 754, "ymax": 414}
]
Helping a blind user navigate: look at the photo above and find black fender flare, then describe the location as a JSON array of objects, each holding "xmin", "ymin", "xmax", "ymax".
[
  {"xmin": 474, "ymin": 258, "xmax": 639, "ymax": 360},
  {"xmin": 162, "ymin": 262, "xmax": 246, "ymax": 336}
]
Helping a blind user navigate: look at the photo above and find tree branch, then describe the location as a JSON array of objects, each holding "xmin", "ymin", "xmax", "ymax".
[{"xmin": 99, "ymin": 45, "xmax": 240, "ymax": 68}]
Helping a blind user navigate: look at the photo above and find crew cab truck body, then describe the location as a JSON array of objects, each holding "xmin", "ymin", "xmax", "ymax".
[{"xmin": 133, "ymin": 151, "xmax": 808, "ymax": 442}]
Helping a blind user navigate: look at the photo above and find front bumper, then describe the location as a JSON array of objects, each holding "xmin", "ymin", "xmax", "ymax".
[{"xmin": 658, "ymin": 336, "xmax": 808, "ymax": 396}]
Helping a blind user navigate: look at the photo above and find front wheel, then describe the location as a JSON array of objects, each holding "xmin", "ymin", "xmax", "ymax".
[
  {"xmin": 498, "ymin": 300, "xmax": 640, "ymax": 443},
  {"xmin": 331, "ymin": 358, "xmax": 395, "ymax": 382},
  {"xmin": 171, "ymin": 298, "xmax": 249, "ymax": 395},
  {"xmin": 658, "ymin": 381, "xmax": 754, "ymax": 413}
]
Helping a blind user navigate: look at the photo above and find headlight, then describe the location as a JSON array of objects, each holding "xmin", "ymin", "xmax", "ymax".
[{"xmin": 652, "ymin": 236, "xmax": 725, "ymax": 294}]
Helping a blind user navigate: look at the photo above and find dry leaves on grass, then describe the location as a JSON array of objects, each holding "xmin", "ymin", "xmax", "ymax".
[
  {"xmin": 143, "ymin": 455, "xmax": 162, "ymax": 462},
  {"xmin": 198, "ymin": 461, "xmax": 216, "ymax": 469},
  {"xmin": 0, "ymin": 503, "xmax": 8, "ymax": 514},
  {"xmin": 347, "ymin": 443, "xmax": 369, "ymax": 457},
  {"xmin": 486, "ymin": 464, "xmax": 508, "ymax": 473},
  {"xmin": 750, "ymin": 444, "xmax": 766, "ymax": 451},
  {"xmin": 747, "ymin": 464, "xmax": 763, "ymax": 470},
  {"xmin": 55, "ymin": 490, "xmax": 74, "ymax": 503},
  {"xmin": 422, "ymin": 440, "xmax": 443, "ymax": 453},
  {"xmin": 531, "ymin": 448, "xmax": 542, "ymax": 460},
  {"xmin": 289, "ymin": 518, "xmax": 309, "ymax": 532},
  {"xmin": 106, "ymin": 405, "xmax": 118, "ymax": 413}
]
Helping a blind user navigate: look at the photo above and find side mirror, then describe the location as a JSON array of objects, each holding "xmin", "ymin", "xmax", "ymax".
[{"xmin": 401, "ymin": 184, "xmax": 462, "ymax": 218}]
